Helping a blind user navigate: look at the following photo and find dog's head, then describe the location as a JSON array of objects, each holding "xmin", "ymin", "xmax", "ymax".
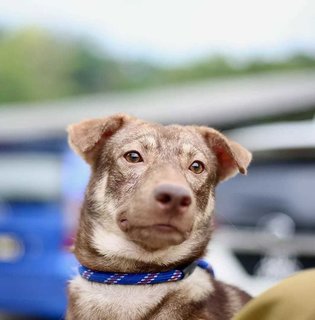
[{"xmin": 68, "ymin": 114, "xmax": 251, "ymax": 271}]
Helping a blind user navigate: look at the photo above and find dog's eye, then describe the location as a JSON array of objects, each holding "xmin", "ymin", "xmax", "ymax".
[
  {"xmin": 124, "ymin": 151, "xmax": 143, "ymax": 163},
  {"xmin": 189, "ymin": 161, "xmax": 205, "ymax": 174}
]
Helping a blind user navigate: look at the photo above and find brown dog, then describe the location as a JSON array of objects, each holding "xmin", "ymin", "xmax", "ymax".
[{"xmin": 66, "ymin": 114, "xmax": 252, "ymax": 320}]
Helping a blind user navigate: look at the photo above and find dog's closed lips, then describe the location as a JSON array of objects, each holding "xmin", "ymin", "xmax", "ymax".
[
  {"xmin": 150, "ymin": 224, "xmax": 179, "ymax": 233},
  {"xmin": 118, "ymin": 219, "xmax": 179, "ymax": 234}
]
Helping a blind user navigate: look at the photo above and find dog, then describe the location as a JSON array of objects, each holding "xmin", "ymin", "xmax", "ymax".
[{"xmin": 66, "ymin": 114, "xmax": 252, "ymax": 320}]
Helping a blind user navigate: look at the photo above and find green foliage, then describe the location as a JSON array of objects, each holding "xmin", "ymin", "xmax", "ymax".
[
  {"xmin": 0, "ymin": 27, "xmax": 314, "ymax": 104},
  {"xmin": 0, "ymin": 28, "xmax": 74, "ymax": 102}
]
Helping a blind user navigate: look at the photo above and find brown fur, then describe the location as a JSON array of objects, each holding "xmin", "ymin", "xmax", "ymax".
[{"xmin": 66, "ymin": 114, "xmax": 252, "ymax": 320}]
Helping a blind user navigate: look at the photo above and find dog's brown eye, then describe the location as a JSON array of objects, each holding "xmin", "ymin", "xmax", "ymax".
[
  {"xmin": 124, "ymin": 151, "xmax": 143, "ymax": 163},
  {"xmin": 189, "ymin": 161, "xmax": 205, "ymax": 174}
]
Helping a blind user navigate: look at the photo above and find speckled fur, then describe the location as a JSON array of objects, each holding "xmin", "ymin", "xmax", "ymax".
[{"xmin": 67, "ymin": 114, "xmax": 252, "ymax": 320}]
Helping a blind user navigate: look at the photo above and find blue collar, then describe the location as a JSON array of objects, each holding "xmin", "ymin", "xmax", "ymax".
[{"xmin": 79, "ymin": 259, "xmax": 214, "ymax": 285}]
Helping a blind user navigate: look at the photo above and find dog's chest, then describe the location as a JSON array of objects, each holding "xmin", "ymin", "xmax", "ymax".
[
  {"xmin": 69, "ymin": 268, "xmax": 213, "ymax": 320},
  {"xmin": 69, "ymin": 276, "xmax": 174, "ymax": 319}
]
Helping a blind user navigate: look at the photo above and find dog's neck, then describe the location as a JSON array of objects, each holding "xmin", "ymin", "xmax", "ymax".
[
  {"xmin": 73, "ymin": 204, "xmax": 213, "ymax": 274},
  {"xmin": 78, "ymin": 259, "xmax": 214, "ymax": 285},
  {"xmin": 69, "ymin": 265, "xmax": 216, "ymax": 320}
]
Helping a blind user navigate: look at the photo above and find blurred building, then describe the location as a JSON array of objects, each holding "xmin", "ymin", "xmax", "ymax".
[{"xmin": 0, "ymin": 70, "xmax": 315, "ymax": 142}]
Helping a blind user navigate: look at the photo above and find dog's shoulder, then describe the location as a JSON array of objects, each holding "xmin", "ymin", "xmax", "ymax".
[
  {"xmin": 202, "ymin": 279, "xmax": 252, "ymax": 320},
  {"xmin": 158, "ymin": 269, "xmax": 251, "ymax": 320}
]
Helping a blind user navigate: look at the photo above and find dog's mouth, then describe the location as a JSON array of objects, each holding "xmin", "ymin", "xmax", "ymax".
[
  {"xmin": 117, "ymin": 217, "xmax": 190, "ymax": 251},
  {"xmin": 150, "ymin": 224, "xmax": 179, "ymax": 232},
  {"xmin": 118, "ymin": 218, "xmax": 179, "ymax": 233}
]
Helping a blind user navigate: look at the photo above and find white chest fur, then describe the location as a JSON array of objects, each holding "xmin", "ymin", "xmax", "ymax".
[{"xmin": 69, "ymin": 268, "xmax": 213, "ymax": 320}]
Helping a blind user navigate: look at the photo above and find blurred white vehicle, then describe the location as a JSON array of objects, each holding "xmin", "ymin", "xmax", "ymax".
[{"xmin": 208, "ymin": 119, "xmax": 315, "ymax": 296}]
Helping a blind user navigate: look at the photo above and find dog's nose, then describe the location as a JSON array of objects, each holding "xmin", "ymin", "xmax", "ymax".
[{"xmin": 154, "ymin": 184, "xmax": 192, "ymax": 212}]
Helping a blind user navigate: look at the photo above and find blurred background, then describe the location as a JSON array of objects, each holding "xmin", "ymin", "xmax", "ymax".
[{"xmin": 0, "ymin": 0, "xmax": 315, "ymax": 319}]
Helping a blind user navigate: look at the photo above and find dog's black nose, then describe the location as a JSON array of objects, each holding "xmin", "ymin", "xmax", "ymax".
[{"xmin": 154, "ymin": 184, "xmax": 192, "ymax": 212}]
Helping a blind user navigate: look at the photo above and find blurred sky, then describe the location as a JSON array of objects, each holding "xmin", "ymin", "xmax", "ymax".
[{"xmin": 0, "ymin": 0, "xmax": 314, "ymax": 64}]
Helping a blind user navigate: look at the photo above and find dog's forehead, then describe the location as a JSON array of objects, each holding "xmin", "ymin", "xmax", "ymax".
[{"xmin": 114, "ymin": 121, "xmax": 206, "ymax": 149}]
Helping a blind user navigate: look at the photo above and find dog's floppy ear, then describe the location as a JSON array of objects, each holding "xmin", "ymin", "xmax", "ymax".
[
  {"xmin": 67, "ymin": 113, "xmax": 133, "ymax": 164},
  {"xmin": 199, "ymin": 127, "xmax": 252, "ymax": 182}
]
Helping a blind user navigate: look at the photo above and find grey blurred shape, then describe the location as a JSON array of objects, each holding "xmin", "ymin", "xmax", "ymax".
[{"xmin": 0, "ymin": 70, "xmax": 315, "ymax": 141}]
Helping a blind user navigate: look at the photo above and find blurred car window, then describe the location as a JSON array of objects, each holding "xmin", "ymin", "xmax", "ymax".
[{"xmin": 216, "ymin": 157, "xmax": 315, "ymax": 231}]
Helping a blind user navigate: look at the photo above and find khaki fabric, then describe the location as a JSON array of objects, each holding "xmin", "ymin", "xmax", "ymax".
[{"xmin": 234, "ymin": 269, "xmax": 315, "ymax": 320}]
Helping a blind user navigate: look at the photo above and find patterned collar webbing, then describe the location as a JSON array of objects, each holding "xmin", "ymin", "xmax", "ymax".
[{"xmin": 79, "ymin": 259, "xmax": 214, "ymax": 285}]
